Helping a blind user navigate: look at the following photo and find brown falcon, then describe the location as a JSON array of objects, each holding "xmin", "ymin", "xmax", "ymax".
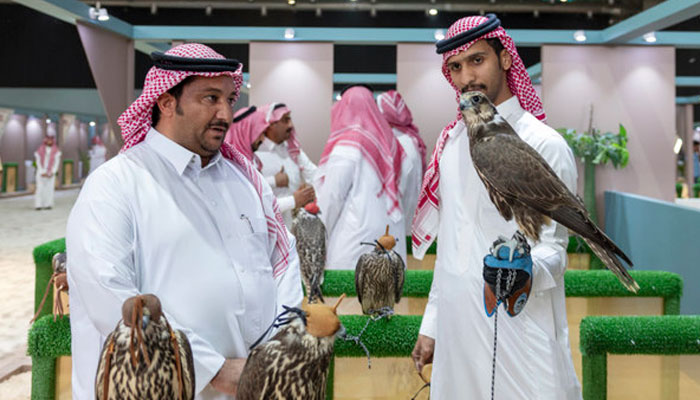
[
  {"xmin": 355, "ymin": 226, "xmax": 406, "ymax": 316},
  {"xmin": 459, "ymin": 91, "xmax": 638, "ymax": 292},
  {"xmin": 237, "ymin": 294, "xmax": 346, "ymax": 400},
  {"xmin": 291, "ymin": 201, "xmax": 327, "ymax": 304},
  {"xmin": 95, "ymin": 294, "xmax": 195, "ymax": 400}
]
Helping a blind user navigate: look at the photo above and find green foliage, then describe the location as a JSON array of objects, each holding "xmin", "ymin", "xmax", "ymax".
[{"xmin": 557, "ymin": 124, "xmax": 630, "ymax": 169}]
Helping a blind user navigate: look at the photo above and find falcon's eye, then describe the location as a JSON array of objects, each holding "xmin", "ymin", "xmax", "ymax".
[{"xmin": 471, "ymin": 95, "xmax": 481, "ymax": 104}]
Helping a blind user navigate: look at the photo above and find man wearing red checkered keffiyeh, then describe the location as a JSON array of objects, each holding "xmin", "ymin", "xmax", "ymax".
[
  {"xmin": 66, "ymin": 43, "xmax": 302, "ymax": 400},
  {"xmin": 410, "ymin": 15, "xmax": 582, "ymax": 400}
]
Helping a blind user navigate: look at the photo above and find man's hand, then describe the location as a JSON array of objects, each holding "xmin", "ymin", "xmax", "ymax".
[
  {"xmin": 293, "ymin": 184, "xmax": 315, "ymax": 208},
  {"xmin": 411, "ymin": 334, "xmax": 435, "ymax": 374},
  {"xmin": 210, "ymin": 358, "xmax": 247, "ymax": 396},
  {"xmin": 275, "ymin": 167, "xmax": 289, "ymax": 188}
]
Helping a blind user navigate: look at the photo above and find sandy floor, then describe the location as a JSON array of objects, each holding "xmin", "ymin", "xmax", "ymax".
[{"xmin": 0, "ymin": 189, "xmax": 80, "ymax": 398}]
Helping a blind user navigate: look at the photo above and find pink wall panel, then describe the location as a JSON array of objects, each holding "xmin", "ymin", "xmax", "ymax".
[
  {"xmin": 249, "ymin": 42, "xmax": 333, "ymax": 163},
  {"xmin": 541, "ymin": 45, "xmax": 676, "ymax": 225},
  {"xmin": 396, "ymin": 43, "xmax": 457, "ymax": 159},
  {"xmin": 1, "ymin": 114, "xmax": 27, "ymax": 190}
]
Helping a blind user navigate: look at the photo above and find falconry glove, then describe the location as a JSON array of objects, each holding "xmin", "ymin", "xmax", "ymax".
[{"xmin": 482, "ymin": 232, "xmax": 533, "ymax": 317}]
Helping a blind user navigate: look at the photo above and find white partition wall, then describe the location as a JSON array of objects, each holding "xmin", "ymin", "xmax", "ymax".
[
  {"xmin": 396, "ymin": 43, "xmax": 456, "ymax": 157},
  {"xmin": 541, "ymin": 45, "xmax": 676, "ymax": 225},
  {"xmin": 249, "ymin": 42, "xmax": 333, "ymax": 163}
]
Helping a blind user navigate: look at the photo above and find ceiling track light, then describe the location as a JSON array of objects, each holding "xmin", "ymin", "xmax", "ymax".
[
  {"xmin": 427, "ymin": 8, "xmax": 438, "ymax": 16},
  {"xmin": 89, "ymin": 121, "xmax": 96, "ymax": 127},
  {"xmin": 643, "ymin": 32, "xmax": 657, "ymax": 43},
  {"xmin": 288, "ymin": 0, "xmax": 296, "ymax": 5},
  {"xmin": 205, "ymin": 5, "xmax": 212, "ymax": 16},
  {"xmin": 315, "ymin": 7, "xmax": 322, "ymax": 17},
  {"xmin": 150, "ymin": 3, "xmax": 157, "ymax": 15},
  {"xmin": 533, "ymin": 10, "xmax": 539, "ymax": 18},
  {"xmin": 573, "ymin": 30, "xmax": 587, "ymax": 42},
  {"xmin": 261, "ymin": 5, "xmax": 267, "ymax": 16},
  {"xmin": 88, "ymin": 2, "xmax": 109, "ymax": 21},
  {"xmin": 370, "ymin": 7, "xmax": 377, "ymax": 18}
]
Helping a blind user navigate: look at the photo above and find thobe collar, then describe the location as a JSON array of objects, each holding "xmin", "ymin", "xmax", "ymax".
[
  {"xmin": 146, "ymin": 128, "xmax": 222, "ymax": 176},
  {"xmin": 258, "ymin": 136, "xmax": 288, "ymax": 154},
  {"xmin": 449, "ymin": 95, "xmax": 524, "ymax": 139}
]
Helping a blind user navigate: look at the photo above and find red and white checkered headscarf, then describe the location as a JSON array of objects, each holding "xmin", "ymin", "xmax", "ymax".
[
  {"xmin": 36, "ymin": 136, "xmax": 59, "ymax": 173},
  {"xmin": 319, "ymin": 86, "xmax": 405, "ymax": 221},
  {"xmin": 412, "ymin": 15, "xmax": 545, "ymax": 258},
  {"xmin": 376, "ymin": 90, "xmax": 427, "ymax": 174},
  {"xmin": 117, "ymin": 43, "xmax": 290, "ymax": 278},
  {"xmin": 260, "ymin": 103, "xmax": 302, "ymax": 165},
  {"xmin": 225, "ymin": 106, "xmax": 267, "ymax": 170}
]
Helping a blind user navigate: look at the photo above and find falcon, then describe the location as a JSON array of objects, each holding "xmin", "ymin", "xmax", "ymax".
[
  {"xmin": 355, "ymin": 226, "xmax": 406, "ymax": 316},
  {"xmin": 291, "ymin": 201, "xmax": 327, "ymax": 304},
  {"xmin": 237, "ymin": 295, "xmax": 346, "ymax": 400},
  {"xmin": 95, "ymin": 294, "xmax": 195, "ymax": 400},
  {"xmin": 459, "ymin": 91, "xmax": 638, "ymax": 292}
]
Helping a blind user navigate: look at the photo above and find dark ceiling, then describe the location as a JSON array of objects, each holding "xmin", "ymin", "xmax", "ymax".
[{"xmin": 1, "ymin": 0, "xmax": 698, "ymax": 116}]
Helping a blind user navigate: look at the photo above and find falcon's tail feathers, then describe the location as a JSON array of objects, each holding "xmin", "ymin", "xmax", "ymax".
[{"xmin": 583, "ymin": 237, "xmax": 640, "ymax": 293}]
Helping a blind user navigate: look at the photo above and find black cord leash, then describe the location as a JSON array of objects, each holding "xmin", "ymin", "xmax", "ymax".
[
  {"xmin": 490, "ymin": 268, "xmax": 516, "ymax": 400},
  {"xmin": 338, "ymin": 307, "xmax": 394, "ymax": 369},
  {"xmin": 249, "ymin": 306, "xmax": 307, "ymax": 350}
]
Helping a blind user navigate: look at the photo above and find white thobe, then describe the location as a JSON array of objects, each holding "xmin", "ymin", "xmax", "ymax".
[
  {"xmin": 315, "ymin": 145, "xmax": 408, "ymax": 269},
  {"xmin": 257, "ymin": 137, "xmax": 318, "ymax": 228},
  {"xmin": 88, "ymin": 144, "xmax": 106, "ymax": 174},
  {"xmin": 393, "ymin": 128, "xmax": 423, "ymax": 233},
  {"xmin": 420, "ymin": 97, "xmax": 582, "ymax": 399},
  {"xmin": 34, "ymin": 149, "xmax": 60, "ymax": 208},
  {"xmin": 66, "ymin": 129, "xmax": 303, "ymax": 400}
]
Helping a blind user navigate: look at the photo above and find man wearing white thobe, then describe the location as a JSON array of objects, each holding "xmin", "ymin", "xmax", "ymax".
[
  {"xmin": 411, "ymin": 15, "xmax": 582, "ymax": 399},
  {"xmin": 67, "ymin": 44, "xmax": 302, "ymax": 400},
  {"xmin": 34, "ymin": 135, "xmax": 61, "ymax": 209},
  {"xmin": 315, "ymin": 86, "xmax": 409, "ymax": 269},
  {"xmin": 377, "ymin": 90, "xmax": 426, "ymax": 233},
  {"xmin": 257, "ymin": 103, "xmax": 317, "ymax": 228},
  {"xmin": 88, "ymin": 135, "xmax": 107, "ymax": 174}
]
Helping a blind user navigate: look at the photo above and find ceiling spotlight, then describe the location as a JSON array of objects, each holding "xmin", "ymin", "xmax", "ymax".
[
  {"xmin": 560, "ymin": 0, "xmax": 568, "ymax": 3},
  {"xmin": 288, "ymin": 0, "xmax": 296, "ymax": 5},
  {"xmin": 479, "ymin": 9, "xmax": 485, "ymax": 16},
  {"xmin": 46, "ymin": 118, "xmax": 51, "ymax": 124},
  {"xmin": 434, "ymin": 29, "xmax": 445, "ymax": 41},
  {"xmin": 573, "ymin": 30, "xmax": 587, "ymax": 42},
  {"xmin": 587, "ymin": 10, "xmax": 593, "ymax": 19},
  {"xmin": 89, "ymin": 3, "xmax": 109, "ymax": 21},
  {"xmin": 533, "ymin": 10, "xmax": 539, "ymax": 18},
  {"xmin": 150, "ymin": 3, "xmax": 157, "ymax": 15},
  {"xmin": 205, "ymin": 6, "xmax": 212, "ymax": 16},
  {"xmin": 335, "ymin": 94, "xmax": 342, "ymax": 101},
  {"xmin": 643, "ymin": 32, "xmax": 657, "ymax": 43},
  {"xmin": 689, "ymin": 57, "xmax": 696, "ymax": 64},
  {"xmin": 261, "ymin": 5, "xmax": 267, "ymax": 16},
  {"xmin": 316, "ymin": 7, "xmax": 322, "ymax": 17},
  {"xmin": 89, "ymin": 121, "xmax": 96, "ymax": 127},
  {"xmin": 284, "ymin": 28, "xmax": 295, "ymax": 39},
  {"xmin": 428, "ymin": 8, "xmax": 438, "ymax": 16},
  {"xmin": 608, "ymin": 0, "xmax": 614, "ymax": 5},
  {"xmin": 371, "ymin": 7, "xmax": 377, "ymax": 17},
  {"xmin": 246, "ymin": 82, "xmax": 252, "ymax": 89},
  {"xmin": 490, "ymin": 0, "xmax": 496, "ymax": 3}
]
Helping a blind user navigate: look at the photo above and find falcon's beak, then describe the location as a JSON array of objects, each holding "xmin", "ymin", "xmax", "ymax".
[{"xmin": 459, "ymin": 98, "xmax": 472, "ymax": 111}]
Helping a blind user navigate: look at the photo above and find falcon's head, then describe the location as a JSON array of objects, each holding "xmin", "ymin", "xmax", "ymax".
[
  {"xmin": 459, "ymin": 91, "xmax": 496, "ymax": 129},
  {"xmin": 303, "ymin": 293, "xmax": 346, "ymax": 339}
]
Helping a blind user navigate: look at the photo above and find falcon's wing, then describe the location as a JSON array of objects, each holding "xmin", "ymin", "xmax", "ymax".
[{"xmin": 354, "ymin": 253, "xmax": 371, "ymax": 305}]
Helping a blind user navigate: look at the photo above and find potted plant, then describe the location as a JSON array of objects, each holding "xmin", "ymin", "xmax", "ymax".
[{"xmin": 556, "ymin": 106, "xmax": 630, "ymax": 225}]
